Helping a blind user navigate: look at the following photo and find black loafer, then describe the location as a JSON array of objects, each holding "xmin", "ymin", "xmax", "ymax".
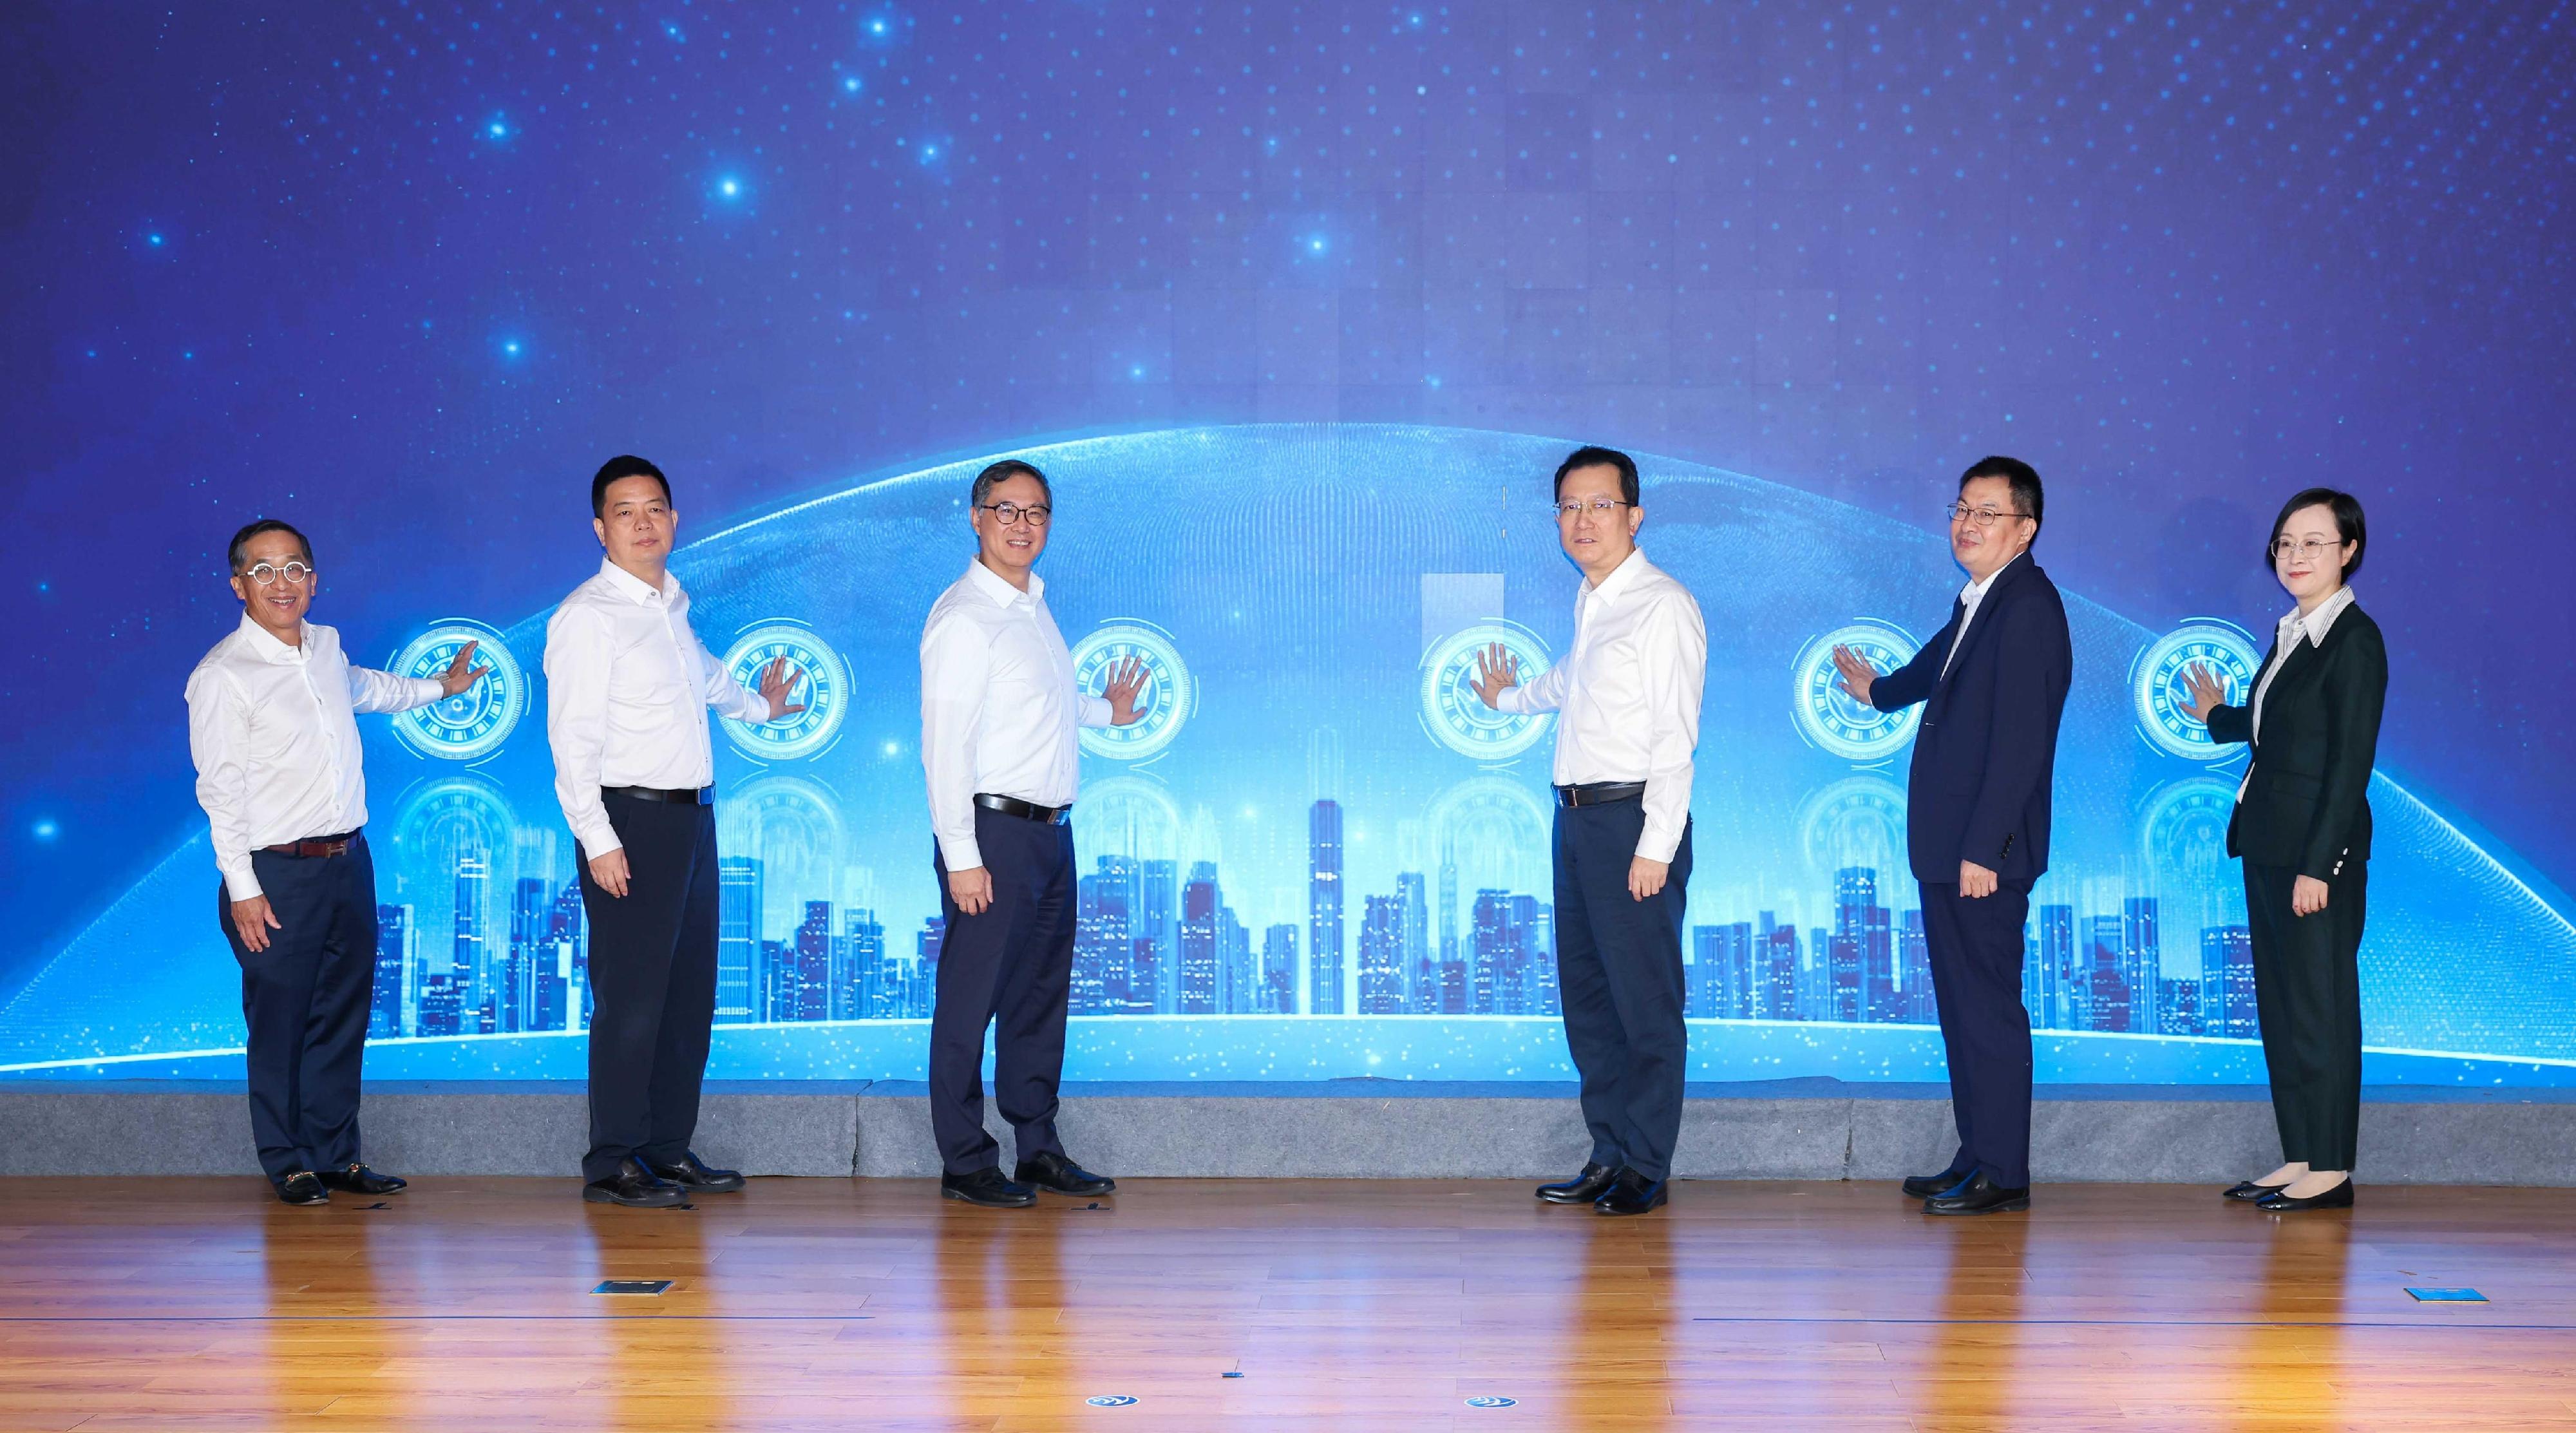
[
  {"xmin": 583, "ymin": 1157, "xmax": 688, "ymax": 1208},
  {"xmin": 2222, "ymin": 1180, "xmax": 2289, "ymax": 1202},
  {"xmin": 1923, "ymin": 1171, "xmax": 2030, "ymax": 1216},
  {"xmin": 1593, "ymin": 1167, "xmax": 1668, "ymax": 1217},
  {"xmin": 1902, "ymin": 1169, "xmax": 1973, "ymax": 1200},
  {"xmin": 942, "ymin": 1166, "xmax": 1037, "ymax": 1208},
  {"xmin": 2256, "ymin": 1178, "xmax": 2354, "ymax": 1212},
  {"xmin": 647, "ymin": 1152, "xmax": 745, "ymax": 1193},
  {"xmin": 276, "ymin": 1170, "xmax": 329, "ymax": 1206},
  {"xmin": 1014, "ymin": 1150, "xmax": 1115, "ymax": 1197},
  {"xmin": 317, "ymin": 1163, "xmax": 407, "ymax": 1196},
  {"xmin": 1537, "ymin": 1162, "xmax": 1618, "ymax": 1205}
]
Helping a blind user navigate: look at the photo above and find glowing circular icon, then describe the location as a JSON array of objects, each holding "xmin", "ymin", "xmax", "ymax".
[
  {"xmin": 1420, "ymin": 623, "xmax": 1553, "ymax": 761},
  {"xmin": 1466, "ymin": 1396, "xmax": 1520, "ymax": 1409},
  {"xmin": 1790, "ymin": 621, "xmax": 1922, "ymax": 763},
  {"xmin": 388, "ymin": 620, "xmax": 527, "ymax": 762},
  {"xmin": 1084, "ymin": 1395, "xmax": 1140, "ymax": 1407},
  {"xmin": 719, "ymin": 622, "xmax": 849, "ymax": 761},
  {"xmin": 2139, "ymin": 775, "xmax": 2242, "ymax": 890},
  {"xmin": 2133, "ymin": 620, "xmax": 2261, "ymax": 761},
  {"xmin": 1072, "ymin": 622, "xmax": 1193, "ymax": 761}
]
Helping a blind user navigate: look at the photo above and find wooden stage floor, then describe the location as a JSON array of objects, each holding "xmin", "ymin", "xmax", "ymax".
[{"xmin": 3, "ymin": 1178, "xmax": 2572, "ymax": 1431}]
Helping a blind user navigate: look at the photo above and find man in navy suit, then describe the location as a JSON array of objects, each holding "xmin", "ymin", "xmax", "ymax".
[{"xmin": 1831, "ymin": 456, "xmax": 2072, "ymax": 1215}]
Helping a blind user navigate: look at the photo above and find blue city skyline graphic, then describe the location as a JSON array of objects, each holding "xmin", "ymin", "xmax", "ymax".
[{"xmin": 3, "ymin": 427, "xmax": 2571, "ymax": 1086}]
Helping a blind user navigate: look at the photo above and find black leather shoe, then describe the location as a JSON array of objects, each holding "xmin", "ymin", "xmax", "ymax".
[
  {"xmin": 942, "ymin": 1166, "xmax": 1038, "ymax": 1207},
  {"xmin": 317, "ymin": 1163, "xmax": 407, "ymax": 1196},
  {"xmin": 1537, "ymin": 1163, "xmax": 1619, "ymax": 1205},
  {"xmin": 1015, "ymin": 1150, "xmax": 1116, "ymax": 1196},
  {"xmin": 1902, "ymin": 1169, "xmax": 1973, "ymax": 1200},
  {"xmin": 1923, "ymin": 1172, "xmax": 2030, "ymax": 1215},
  {"xmin": 647, "ymin": 1152, "xmax": 745, "ymax": 1193},
  {"xmin": 2256, "ymin": 1178, "xmax": 2354, "ymax": 1212},
  {"xmin": 275, "ymin": 1170, "xmax": 329, "ymax": 1206},
  {"xmin": 583, "ymin": 1157, "xmax": 688, "ymax": 1208},
  {"xmin": 2223, "ymin": 1179, "xmax": 2289, "ymax": 1202},
  {"xmin": 1593, "ymin": 1167, "xmax": 1668, "ymax": 1217}
]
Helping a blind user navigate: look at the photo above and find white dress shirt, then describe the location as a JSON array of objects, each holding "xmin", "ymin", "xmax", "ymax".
[
  {"xmin": 1493, "ymin": 549, "xmax": 1708, "ymax": 862},
  {"xmin": 2237, "ymin": 583, "xmax": 2357, "ymax": 799},
  {"xmin": 919, "ymin": 560, "xmax": 1113, "ymax": 872},
  {"xmin": 185, "ymin": 616, "xmax": 444, "ymax": 902},
  {"xmin": 1942, "ymin": 551, "xmax": 2025, "ymax": 678},
  {"xmin": 544, "ymin": 558, "xmax": 773, "ymax": 859}
]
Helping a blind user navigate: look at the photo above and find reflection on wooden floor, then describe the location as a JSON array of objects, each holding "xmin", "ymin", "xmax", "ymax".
[{"xmin": 1, "ymin": 1178, "xmax": 2572, "ymax": 1430}]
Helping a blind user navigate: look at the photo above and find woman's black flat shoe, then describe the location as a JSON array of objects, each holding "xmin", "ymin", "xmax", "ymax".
[
  {"xmin": 2223, "ymin": 1180, "xmax": 2288, "ymax": 1201},
  {"xmin": 2256, "ymin": 1179, "xmax": 2354, "ymax": 1212}
]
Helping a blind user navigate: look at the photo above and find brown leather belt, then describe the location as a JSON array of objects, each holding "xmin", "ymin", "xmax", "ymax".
[
  {"xmin": 976, "ymin": 793, "xmax": 1072, "ymax": 826},
  {"xmin": 1556, "ymin": 781, "xmax": 1647, "ymax": 808},
  {"xmin": 264, "ymin": 830, "xmax": 359, "ymax": 858}
]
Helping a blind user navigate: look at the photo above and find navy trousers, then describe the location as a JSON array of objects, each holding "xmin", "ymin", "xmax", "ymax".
[
  {"xmin": 1552, "ymin": 802, "xmax": 1692, "ymax": 1182},
  {"xmin": 575, "ymin": 794, "xmax": 721, "ymax": 1184},
  {"xmin": 929, "ymin": 808, "xmax": 1076, "ymax": 1175},
  {"xmin": 214, "ymin": 836, "xmax": 379, "ymax": 1185},
  {"xmin": 1918, "ymin": 878, "xmax": 2036, "ymax": 1189}
]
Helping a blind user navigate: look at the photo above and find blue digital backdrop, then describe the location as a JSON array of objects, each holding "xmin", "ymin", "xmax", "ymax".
[{"xmin": 3, "ymin": 2, "xmax": 2570, "ymax": 1084}]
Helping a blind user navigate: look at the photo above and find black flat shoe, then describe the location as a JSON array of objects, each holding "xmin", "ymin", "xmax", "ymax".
[
  {"xmin": 2256, "ymin": 1178, "xmax": 2354, "ymax": 1212},
  {"xmin": 1014, "ymin": 1150, "xmax": 1115, "ymax": 1197},
  {"xmin": 583, "ymin": 1157, "xmax": 688, "ymax": 1208},
  {"xmin": 2222, "ymin": 1180, "xmax": 2289, "ymax": 1202},
  {"xmin": 942, "ymin": 1166, "xmax": 1037, "ymax": 1208},
  {"xmin": 317, "ymin": 1163, "xmax": 407, "ymax": 1196},
  {"xmin": 1903, "ymin": 1169, "xmax": 1973, "ymax": 1200},
  {"xmin": 275, "ymin": 1170, "xmax": 329, "ymax": 1206},
  {"xmin": 1924, "ymin": 1172, "xmax": 2030, "ymax": 1216},
  {"xmin": 1593, "ymin": 1167, "xmax": 1668, "ymax": 1217},
  {"xmin": 647, "ymin": 1152, "xmax": 745, "ymax": 1193},
  {"xmin": 1537, "ymin": 1163, "xmax": 1618, "ymax": 1205}
]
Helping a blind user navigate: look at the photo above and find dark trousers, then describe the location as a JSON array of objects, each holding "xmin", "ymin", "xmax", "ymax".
[
  {"xmin": 929, "ymin": 808, "xmax": 1077, "ymax": 1175},
  {"xmin": 576, "ymin": 795, "xmax": 721, "ymax": 1184},
  {"xmin": 1919, "ymin": 878, "xmax": 2036, "ymax": 1190},
  {"xmin": 214, "ymin": 836, "xmax": 379, "ymax": 1185},
  {"xmin": 1552, "ymin": 803, "xmax": 1692, "ymax": 1182},
  {"xmin": 2243, "ymin": 861, "xmax": 2367, "ymax": 1170}
]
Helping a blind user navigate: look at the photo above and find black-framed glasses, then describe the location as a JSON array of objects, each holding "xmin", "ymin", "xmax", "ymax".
[
  {"xmin": 242, "ymin": 562, "xmax": 316, "ymax": 587},
  {"xmin": 978, "ymin": 501, "xmax": 1052, "ymax": 528},
  {"xmin": 1944, "ymin": 502, "xmax": 2031, "ymax": 529},
  {"xmin": 1553, "ymin": 498, "xmax": 1632, "ymax": 519}
]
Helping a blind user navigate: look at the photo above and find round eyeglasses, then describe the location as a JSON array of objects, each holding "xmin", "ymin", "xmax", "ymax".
[
  {"xmin": 978, "ymin": 501, "xmax": 1052, "ymax": 528},
  {"xmin": 242, "ymin": 562, "xmax": 316, "ymax": 587}
]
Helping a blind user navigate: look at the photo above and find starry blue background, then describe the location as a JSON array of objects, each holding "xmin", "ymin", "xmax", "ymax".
[{"xmin": 1, "ymin": 0, "xmax": 2571, "ymax": 1000}]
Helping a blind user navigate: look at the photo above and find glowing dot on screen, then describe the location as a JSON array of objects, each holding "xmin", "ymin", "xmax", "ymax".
[
  {"xmin": 32, "ymin": 820, "xmax": 58, "ymax": 842},
  {"xmin": 1129, "ymin": 364, "xmax": 1146, "ymax": 380},
  {"xmin": 487, "ymin": 118, "xmax": 508, "ymax": 138},
  {"xmin": 719, "ymin": 177, "xmax": 741, "ymax": 197},
  {"xmin": 868, "ymin": 18, "xmax": 887, "ymax": 33},
  {"xmin": 882, "ymin": 740, "xmax": 900, "ymax": 756},
  {"xmin": 502, "ymin": 339, "xmax": 522, "ymax": 356},
  {"xmin": 1425, "ymin": 374, "xmax": 1443, "ymax": 388},
  {"xmin": 146, "ymin": 233, "xmax": 164, "ymax": 246},
  {"xmin": 843, "ymin": 76, "xmax": 862, "ymax": 93},
  {"xmin": 1307, "ymin": 236, "xmax": 1327, "ymax": 253},
  {"xmin": 920, "ymin": 146, "xmax": 938, "ymax": 160},
  {"xmin": 182, "ymin": 350, "xmax": 194, "ymax": 359}
]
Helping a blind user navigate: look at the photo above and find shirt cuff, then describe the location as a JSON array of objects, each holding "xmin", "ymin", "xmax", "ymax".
[
  {"xmin": 410, "ymin": 676, "xmax": 446, "ymax": 708},
  {"xmin": 1633, "ymin": 827, "xmax": 1681, "ymax": 864},
  {"xmin": 576, "ymin": 821, "xmax": 624, "ymax": 860},
  {"xmin": 1492, "ymin": 685, "xmax": 1526, "ymax": 716},
  {"xmin": 222, "ymin": 863, "xmax": 263, "ymax": 902},
  {"xmin": 936, "ymin": 831, "xmax": 985, "ymax": 873}
]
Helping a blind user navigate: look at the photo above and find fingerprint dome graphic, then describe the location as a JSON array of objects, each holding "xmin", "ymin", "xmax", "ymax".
[{"xmin": 5, "ymin": 426, "xmax": 2570, "ymax": 1084}]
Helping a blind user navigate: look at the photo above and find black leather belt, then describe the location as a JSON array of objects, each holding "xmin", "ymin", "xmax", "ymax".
[
  {"xmin": 1557, "ymin": 781, "xmax": 1647, "ymax": 808},
  {"xmin": 976, "ymin": 793, "xmax": 1072, "ymax": 826},
  {"xmin": 265, "ymin": 830, "xmax": 360, "ymax": 858},
  {"xmin": 603, "ymin": 786, "xmax": 714, "ymax": 805}
]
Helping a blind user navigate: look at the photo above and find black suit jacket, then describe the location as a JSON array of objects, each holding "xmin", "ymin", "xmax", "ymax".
[
  {"xmin": 2204, "ymin": 602, "xmax": 2387, "ymax": 878},
  {"xmin": 1868, "ymin": 554, "xmax": 2074, "ymax": 885}
]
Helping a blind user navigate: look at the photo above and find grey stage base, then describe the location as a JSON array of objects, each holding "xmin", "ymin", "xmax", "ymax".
[{"xmin": 6, "ymin": 1079, "xmax": 2574, "ymax": 1186}]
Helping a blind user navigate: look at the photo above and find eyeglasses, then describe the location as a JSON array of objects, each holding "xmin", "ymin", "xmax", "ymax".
[
  {"xmin": 1945, "ymin": 502, "xmax": 2031, "ymax": 529},
  {"xmin": 1553, "ymin": 498, "xmax": 1632, "ymax": 519},
  {"xmin": 2271, "ymin": 536, "xmax": 2344, "ymax": 563},
  {"xmin": 978, "ymin": 501, "xmax": 1052, "ymax": 528},
  {"xmin": 241, "ymin": 562, "xmax": 315, "ymax": 587}
]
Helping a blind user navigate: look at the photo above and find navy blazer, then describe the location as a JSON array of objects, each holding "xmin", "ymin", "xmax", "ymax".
[{"xmin": 1868, "ymin": 554, "xmax": 2074, "ymax": 885}]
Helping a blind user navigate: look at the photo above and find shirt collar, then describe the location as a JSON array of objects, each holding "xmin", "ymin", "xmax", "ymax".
[
  {"xmin": 1960, "ymin": 550, "xmax": 2025, "ymax": 603},
  {"xmin": 236, "ymin": 612, "xmax": 311, "ymax": 663},
  {"xmin": 2282, "ymin": 585, "xmax": 2356, "ymax": 648},
  {"xmin": 966, "ymin": 557, "xmax": 1043, "ymax": 607},
  {"xmin": 1583, "ymin": 549, "xmax": 1650, "ymax": 606},
  {"xmin": 598, "ymin": 556, "xmax": 680, "ymax": 605}
]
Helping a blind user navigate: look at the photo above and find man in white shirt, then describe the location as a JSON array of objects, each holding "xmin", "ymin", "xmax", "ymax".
[
  {"xmin": 919, "ymin": 459, "xmax": 1147, "ymax": 1208},
  {"xmin": 1472, "ymin": 446, "xmax": 1708, "ymax": 1216},
  {"xmin": 186, "ymin": 518, "xmax": 488, "ymax": 1205},
  {"xmin": 545, "ymin": 456, "xmax": 807, "ymax": 1208}
]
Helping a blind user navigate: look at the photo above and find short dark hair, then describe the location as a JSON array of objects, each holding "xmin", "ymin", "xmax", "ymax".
[
  {"xmin": 1958, "ymin": 455, "xmax": 2044, "ymax": 542},
  {"xmin": 1553, "ymin": 445, "xmax": 1640, "ymax": 506},
  {"xmin": 591, "ymin": 455, "xmax": 671, "ymax": 517},
  {"xmin": 227, "ymin": 518, "xmax": 312, "ymax": 573},
  {"xmin": 972, "ymin": 459, "xmax": 1052, "ymax": 509},
  {"xmin": 2268, "ymin": 487, "xmax": 2367, "ymax": 580}
]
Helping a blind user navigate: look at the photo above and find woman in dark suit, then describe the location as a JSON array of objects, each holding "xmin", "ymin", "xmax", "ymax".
[{"xmin": 2181, "ymin": 488, "xmax": 2385, "ymax": 1212}]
